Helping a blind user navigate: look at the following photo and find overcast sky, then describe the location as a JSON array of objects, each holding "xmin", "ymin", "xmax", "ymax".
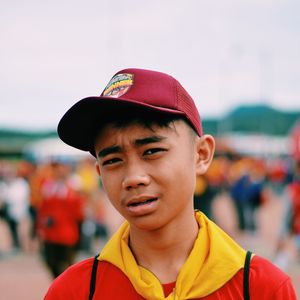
[{"xmin": 1, "ymin": 0, "xmax": 300, "ymax": 131}]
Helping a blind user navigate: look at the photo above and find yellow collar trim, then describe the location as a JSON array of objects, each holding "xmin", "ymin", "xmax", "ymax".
[{"xmin": 99, "ymin": 212, "xmax": 246, "ymax": 299}]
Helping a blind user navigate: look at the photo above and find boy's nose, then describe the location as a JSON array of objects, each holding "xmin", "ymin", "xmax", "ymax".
[{"xmin": 122, "ymin": 163, "xmax": 150, "ymax": 190}]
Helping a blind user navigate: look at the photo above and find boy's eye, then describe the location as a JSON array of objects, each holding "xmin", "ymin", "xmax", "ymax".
[
  {"xmin": 102, "ymin": 158, "xmax": 121, "ymax": 166},
  {"xmin": 143, "ymin": 148, "xmax": 165, "ymax": 156}
]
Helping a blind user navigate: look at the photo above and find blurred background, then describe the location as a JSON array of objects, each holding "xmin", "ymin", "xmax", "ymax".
[{"xmin": 1, "ymin": 0, "xmax": 300, "ymax": 299}]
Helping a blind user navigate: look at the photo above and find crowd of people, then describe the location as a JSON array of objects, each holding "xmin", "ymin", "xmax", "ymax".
[
  {"xmin": 194, "ymin": 152, "xmax": 300, "ymax": 270},
  {"xmin": 0, "ymin": 157, "xmax": 118, "ymax": 278},
  {"xmin": 0, "ymin": 151, "xmax": 299, "ymax": 278}
]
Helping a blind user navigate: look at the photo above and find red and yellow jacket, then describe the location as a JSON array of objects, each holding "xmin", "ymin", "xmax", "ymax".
[{"xmin": 45, "ymin": 212, "xmax": 296, "ymax": 299}]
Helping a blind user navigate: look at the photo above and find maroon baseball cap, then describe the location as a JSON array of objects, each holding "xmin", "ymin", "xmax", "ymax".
[{"xmin": 57, "ymin": 68, "xmax": 203, "ymax": 155}]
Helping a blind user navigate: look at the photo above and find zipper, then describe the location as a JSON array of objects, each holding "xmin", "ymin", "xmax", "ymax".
[{"xmin": 173, "ymin": 287, "xmax": 176, "ymax": 300}]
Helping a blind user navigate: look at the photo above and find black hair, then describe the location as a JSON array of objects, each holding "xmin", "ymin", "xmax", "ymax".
[
  {"xmin": 90, "ymin": 103, "xmax": 197, "ymax": 156},
  {"xmin": 95, "ymin": 103, "xmax": 196, "ymax": 136}
]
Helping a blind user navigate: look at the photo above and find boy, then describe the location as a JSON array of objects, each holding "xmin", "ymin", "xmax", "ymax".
[{"xmin": 45, "ymin": 68, "xmax": 296, "ymax": 299}]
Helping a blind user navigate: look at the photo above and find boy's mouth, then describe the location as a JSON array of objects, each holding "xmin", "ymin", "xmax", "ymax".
[
  {"xmin": 126, "ymin": 196, "xmax": 159, "ymax": 215},
  {"xmin": 128, "ymin": 198, "xmax": 158, "ymax": 207}
]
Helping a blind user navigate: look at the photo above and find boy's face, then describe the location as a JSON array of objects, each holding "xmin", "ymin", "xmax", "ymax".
[{"xmin": 94, "ymin": 119, "xmax": 214, "ymax": 231}]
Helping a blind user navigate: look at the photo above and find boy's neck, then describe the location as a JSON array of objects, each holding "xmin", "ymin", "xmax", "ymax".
[{"xmin": 128, "ymin": 211, "xmax": 199, "ymax": 283}]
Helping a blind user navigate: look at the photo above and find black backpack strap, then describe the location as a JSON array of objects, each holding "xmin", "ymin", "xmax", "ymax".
[
  {"xmin": 243, "ymin": 251, "xmax": 252, "ymax": 300},
  {"xmin": 89, "ymin": 255, "xmax": 99, "ymax": 300}
]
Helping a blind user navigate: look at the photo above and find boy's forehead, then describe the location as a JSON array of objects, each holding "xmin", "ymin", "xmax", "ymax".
[
  {"xmin": 96, "ymin": 122, "xmax": 168, "ymax": 141},
  {"xmin": 94, "ymin": 119, "xmax": 189, "ymax": 146}
]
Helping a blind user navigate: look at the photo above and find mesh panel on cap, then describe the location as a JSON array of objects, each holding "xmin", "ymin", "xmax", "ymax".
[{"xmin": 175, "ymin": 81, "xmax": 202, "ymax": 135}]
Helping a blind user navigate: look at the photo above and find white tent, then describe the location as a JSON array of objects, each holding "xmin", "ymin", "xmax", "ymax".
[
  {"xmin": 23, "ymin": 137, "xmax": 90, "ymax": 163},
  {"xmin": 221, "ymin": 133, "xmax": 290, "ymax": 157}
]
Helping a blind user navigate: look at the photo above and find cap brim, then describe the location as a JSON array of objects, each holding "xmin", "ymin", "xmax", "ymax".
[{"xmin": 57, "ymin": 96, "xmax": 185, "ymax": 156}]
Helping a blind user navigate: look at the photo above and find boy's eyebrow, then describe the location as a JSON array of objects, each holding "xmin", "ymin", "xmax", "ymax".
[
  {"xmin": 134, "ymin": 135, "xmax": 166, "ymax": 146},
  {"xmin": 97, "ymin": 136, "xmax": 166, "ymax": 158},
  {"xmin": 97, "ymin": 145, "xmax": 122, "ymax": 158}
]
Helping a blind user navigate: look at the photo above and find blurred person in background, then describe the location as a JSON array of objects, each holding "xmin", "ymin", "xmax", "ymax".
[
  {"xmin": 193, "ymin": 174, "xmax": 215, "ymax": 219},
  {"xmin": 74, "ymin": 158, "xmax": 109, "ymax": 253},
  {"xmin": 288, "ymin": 160, "xmax": 300, "ymax": 253},
  {"xmin": 229, "ymin": 157, "xmax": 265, "ymax": 232},
  {"xmin": 37, "ymin": 161, "xmax": 84, "ymax": 278},
  {"xmin": 273, "ymin": 159, "xmax": 300, "ymax": 270},
  {"xmin": 0, "ymin": 162, "xmax": 8, "ymax": 221},
  {"xmin": 0, "ymin": 161, "xmax": 31, "ymax": 252},
  {"xmin": 288, "ymin": 160, "xmax": 300, "ymax": 263},
  {"xmin": 27, "ymin": 162, "xmax": 53, "ymax": 251},
  {"xmin": 193, "ymin": 157, "xmax": 228, "ymax": 220}
]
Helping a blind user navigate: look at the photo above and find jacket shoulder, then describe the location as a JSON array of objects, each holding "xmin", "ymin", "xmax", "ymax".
[
  {"xmin": 249, "ymin": 255, "xmax": 296, "ymax": 299},
  {"xmin": 44, "ymin": 257, "xmax": 94, "ymax": 300}
]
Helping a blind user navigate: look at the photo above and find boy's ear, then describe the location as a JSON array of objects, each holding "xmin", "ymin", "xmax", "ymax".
[
  {"xmin": 95, "ymin": 161, "xmax": 101, "ymax": 177},
  {"xmin": 195, "ymin": 134, "xmax": 215, "ymax": 176}
]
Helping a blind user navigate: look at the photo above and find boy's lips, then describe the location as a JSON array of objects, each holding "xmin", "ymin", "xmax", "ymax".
[
  {"xmin": 127, "ymin": 196, "xmax": 158, "ymax": 207},
  {"xmin": 126, "ymin": 195, "xmax": 159, "ymax": 215}
]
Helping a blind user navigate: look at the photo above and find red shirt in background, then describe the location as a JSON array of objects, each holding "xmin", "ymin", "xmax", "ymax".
[{"xmin": 37, "ymin": 180, "xmax": 84, "ymax": 246}]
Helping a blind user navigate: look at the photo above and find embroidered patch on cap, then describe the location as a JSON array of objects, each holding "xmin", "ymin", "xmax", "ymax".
[{"xmin": 102, "ymin": 73, "xmax": 134, "ymax": 98}]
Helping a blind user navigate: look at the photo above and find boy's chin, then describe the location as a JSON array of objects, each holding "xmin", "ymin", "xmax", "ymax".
[{"xmin": 128, "ymin": 215, "xmax": 166, "ymax": 232}]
